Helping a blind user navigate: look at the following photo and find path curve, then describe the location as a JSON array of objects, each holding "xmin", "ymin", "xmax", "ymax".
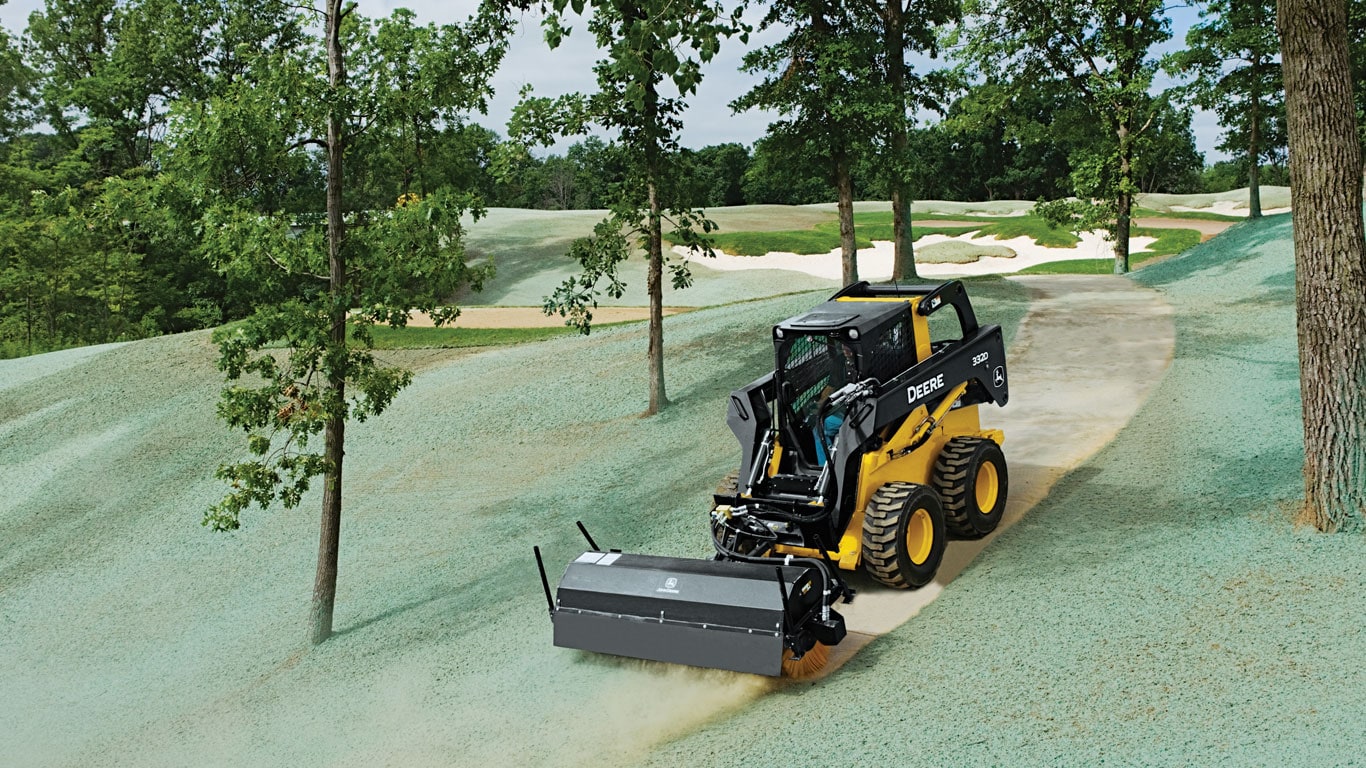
[{"xmin": 814, "ymin": 274, "xmax": 1176, "ymax": 675}]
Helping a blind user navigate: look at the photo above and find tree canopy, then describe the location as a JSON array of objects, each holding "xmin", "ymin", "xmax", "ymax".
[
  {"xmin": 962, "ymin": 0, "xmax": 1173, "ymax": 274},
  {"xmin": 164, "ymin": 0, "xmax": 511, "ymax": 642},
  {"xmin": 509, "ymin": 0, "xmax": 740, "ymax": 414},
  {"xmin": 1167, "ymin": 0, "xmax": 1284, "ymax": 217}
]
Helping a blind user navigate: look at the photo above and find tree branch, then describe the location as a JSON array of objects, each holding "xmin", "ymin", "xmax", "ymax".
[{"xmin": 264, "ymin": 249, "xmax": 329, "ymax": 281}]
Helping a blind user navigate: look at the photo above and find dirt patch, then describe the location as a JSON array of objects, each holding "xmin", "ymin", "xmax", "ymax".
[
  {"xmin": 1134, "ymin": 216, "xmax": 1238, "ymax": 240},
  {"xmin": 402, "ymin": 306, "xmax": 691, "ymax": 329},
  {"xmin": 914, "ymin": 219, "xmax": 996, "ymax": 228}
]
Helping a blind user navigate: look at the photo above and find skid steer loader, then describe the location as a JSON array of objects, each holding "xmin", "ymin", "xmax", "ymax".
[{"xmin": 534, "ymin": 280, "xmax": 1009, "ymax": 677}]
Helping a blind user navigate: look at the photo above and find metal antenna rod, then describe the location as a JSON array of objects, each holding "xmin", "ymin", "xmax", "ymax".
[
  {"xmin": 533, "ymin": 546, "xmax": 555, "ymax": 615},
  {"xmin": 575, "ymin": 520, "xmax": 600, "ymax": 552}
]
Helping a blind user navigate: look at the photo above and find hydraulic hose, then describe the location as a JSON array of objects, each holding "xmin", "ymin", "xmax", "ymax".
[{"xmin": 711, "ymin": 534, "xmax": 846, "ymax": 613}]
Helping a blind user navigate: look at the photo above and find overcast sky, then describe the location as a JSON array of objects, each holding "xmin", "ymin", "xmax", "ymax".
[{"xmin": 0, "ymin": 0, "xmax": 1228, "ymax": 160}]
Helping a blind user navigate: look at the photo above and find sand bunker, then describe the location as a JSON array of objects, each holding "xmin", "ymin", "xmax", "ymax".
[
  {"xmin": 676, "ymin": 229, "xmax": 1158, "ymax": 279},
  {"xmin": 1169, "ymin": 201, "xmax": 1291, "ymax": 216},
  {"xmin": 916, "ymin": 240, "xmax": 1017, "ymax": 264}
]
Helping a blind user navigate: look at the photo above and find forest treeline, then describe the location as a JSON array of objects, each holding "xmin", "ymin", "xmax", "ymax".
[{"xmin": 0, "ymin": 0, "xmax": 1309, "ymax": 358}]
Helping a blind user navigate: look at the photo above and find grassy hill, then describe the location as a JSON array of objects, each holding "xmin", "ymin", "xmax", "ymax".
[
  {"xmin": 460, "ymin": 193, "xmax": 1268, "ymax": 304},
  {"xmin": 7, "ymin": 207, "xmax": 1360, "ymax": 767},
  {"xmin": 645, "ymin": 212, "xmax": 1366, "ymax": 766},
  {"xmin": 0, "ymin": 276, "xmax": 1025, "ymax": 766}
]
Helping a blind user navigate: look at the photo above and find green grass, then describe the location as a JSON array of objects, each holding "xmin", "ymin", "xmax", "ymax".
[
  {"xmin": 852, "ymin": 211, "xmax": 1004, "ymax": 227},
  {"xmin": 671, "ymin": 207, "xmax": 1218, "ymax": 260},
  {"xmin": 1133, "ymin": 226, "xmax": 1202, "ymax": 257},
  {"xmin": 975, "ymin": 216, "xmax": 1081, "ymax": 247},
  {"xmin": 1014, "ymin": 258, "xmax": 1118, "ymax": 275},
  {"xmin": 359, "ymin": 324, "xmax": 578, "ymax": 349},
  {"xmin": 827, "ymin": 217, "xmax": 981, "ymax": 242},
  {"xmin": 1015, "ymin": 226, "xmax": 1202, "ymax": 275},
  {"xmin": 696, "ymin": 229, "xmax": 874, "ymax": 256},
  {"xmin": 916, "ymin": 240, "xmax": 1017, "ymax": 264},
  {"xmin": 1132, "ymin": 206, "xmax": 1243, "ymax": 221},
  {"xmin": 853, "ymin": 210, "xmax": 1081, "ymax": 247},
  {"xmin": 695, "ymin": 210, "xmax": 1082, "ymax": 257}
]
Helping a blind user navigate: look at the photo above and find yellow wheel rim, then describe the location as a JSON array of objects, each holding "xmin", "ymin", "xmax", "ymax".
[
  {"xmin": 905, "ymin": 507, "xmax": 933, "ymax": 565},
  {"xmin": 975, "ymin": 461, "xmax": 999, "ymax": 512}
]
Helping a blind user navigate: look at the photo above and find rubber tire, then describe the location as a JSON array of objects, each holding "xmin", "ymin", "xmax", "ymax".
[
  {"xmin": 934, "ymin": 437, "xmax": 1009, "ymax": 539},
  {"xmin": 861, "ymin": 482, "xmax": 947, "ymax": 589}
]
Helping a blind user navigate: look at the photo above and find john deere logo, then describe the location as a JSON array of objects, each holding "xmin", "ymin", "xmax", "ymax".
[
  {"xmin": 993, "ymin": 366, "xmax": 1006, "ymax": 387},
  {"xmin": 665, "ymin": 577, "xmax": 678, "ymax": 589},
  {"xmin": 657, "ymin": 577, "xmax": 681, "ymax": 595}
]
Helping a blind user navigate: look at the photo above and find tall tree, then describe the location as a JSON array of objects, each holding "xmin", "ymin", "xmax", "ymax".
[
  {"xmin": 0, "ymin": 0, "xmax": 311, "ymax": 358},
  {"xmin": 692, "ymin": 142, "xmax": 750, "ymax": 207},
  {"xmin": 0, "ymin": 4, "xmax": 32, "ymax": 143},
  {"xmin": 1130, "ymin": 100, "xmax": 1205, "ymax": 193},
  {"xmin": 173, "ymin": 1, "xmax": 510, "ymax": 643},
  {"xmin": 867, "ymin": 0, "xmax": 959, "ymax": 280},
  {"xmin": 735, "ymin": 0, "xmax": 881, "ymax": 286},
  {"xmin": 1347, "ymin": 0, "xmax": 1366, "ymax": 158},
  {"xmin": 1167, "ymin": 0, "xmax": 1283, "ymax": 217},
  {"xmin": 963, "ymin": 0, "xmax": 1172, "ymax": 274},
  {"xmin": 25, "ymin": 0, "xmax": 207, "ymax": 174},
  {"xmin": 1277, "ymin": 0, "xmax": 1366, "ymax": 532},
  {"xmin": 742, "ymin": 134, "xmax": 834, "ymax": 204},
  {"xmin": 937, "ymin": 80, "xmax": 1088, "ymax": 201},
  {"xmin": 511, "ymin": 0, "xmax": 738, "ymax": 415}
]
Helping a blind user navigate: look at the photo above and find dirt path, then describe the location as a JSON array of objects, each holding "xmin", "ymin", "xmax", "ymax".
[
  {"xmin": 818, "ymin": 274, "xmax": 1175, "ymax": 675},
  {"xmin": 1134, "ymin": 216, "xmax": 1236, "ymax": 239},
  {"xmin": 913, "ymin": 219, "xmax": 999, "ymax": 228}
]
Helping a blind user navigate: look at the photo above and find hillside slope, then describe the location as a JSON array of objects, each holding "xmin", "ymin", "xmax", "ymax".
[
  {"xmin": 1, "ymin": 282, "xmax": 1028, "ymax": 766},
  {"xmin": 647, "ymin": 213, "xmax": 1366, "ymax": 766}
]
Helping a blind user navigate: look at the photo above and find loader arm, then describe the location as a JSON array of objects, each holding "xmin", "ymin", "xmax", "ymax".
[
  {"xmin": 846, "ymin": 322, "xmax": 1007, "ymax": 441},
  {"xmin": 726, "ymin": 372, "xmax": 775, "ymax": 497}
]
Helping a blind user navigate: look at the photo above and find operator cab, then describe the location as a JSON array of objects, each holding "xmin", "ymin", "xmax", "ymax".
[{"xmin": 772, "ymin": 299, "xmax": 917, "ymax": 470}]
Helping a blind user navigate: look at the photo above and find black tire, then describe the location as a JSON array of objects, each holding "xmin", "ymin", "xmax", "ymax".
[
  {"xmin": 934, "ymin": 437, "xmax": 1009, "ymax": 539},
  {"xmin": 861, "ymin": 482, "xmax": 947, "ymax": 589}
]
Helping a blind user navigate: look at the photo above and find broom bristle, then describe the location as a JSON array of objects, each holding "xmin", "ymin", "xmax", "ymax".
[{"xmin": 781, "ymin": 642, "xmax": 830, "ymax": 679}]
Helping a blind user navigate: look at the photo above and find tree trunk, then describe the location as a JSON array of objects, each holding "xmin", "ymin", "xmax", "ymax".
[
  {"xmin": 885, "ymin": 0, "xmax": 918, "ymax": 280},
  {"xmin": 1249, "ymin": 59, "xmax": 1263, "ymax": 219},
  {"xmin": 311, "ymin": 0, "xmax": 347, "ymax": 644},
  {"xmin": 1278, "ymin": 0, "xmax": 1366, "ymax": 532},
  {"xmin": 1114, "ymin": 122, "xmax": 1133, "ymax": 275},
  {"xmin": 836, "ymin": 153, "xmax": 858, "ymax": 286},
  {"xmin": 646, "ymin": 176, "xmax": 666, "ymax": 416},
  {"xmin": 644, "ymin": 60, "xmax": 667, "ymax": 416}
]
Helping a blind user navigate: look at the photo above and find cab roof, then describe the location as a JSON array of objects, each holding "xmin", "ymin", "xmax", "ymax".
[{"xmin": 775, "ymin": 298, "xmax": 912, "ymax": 337}]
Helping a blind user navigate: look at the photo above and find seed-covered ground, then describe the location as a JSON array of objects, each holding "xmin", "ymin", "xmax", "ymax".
[
  {"xmin": 645, "ymin": 213, "xmax": 1366, "ymax": 767},
  {"xmin": 4, "ymin": 203, "xmax": 1360, "ymax": 767}
]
